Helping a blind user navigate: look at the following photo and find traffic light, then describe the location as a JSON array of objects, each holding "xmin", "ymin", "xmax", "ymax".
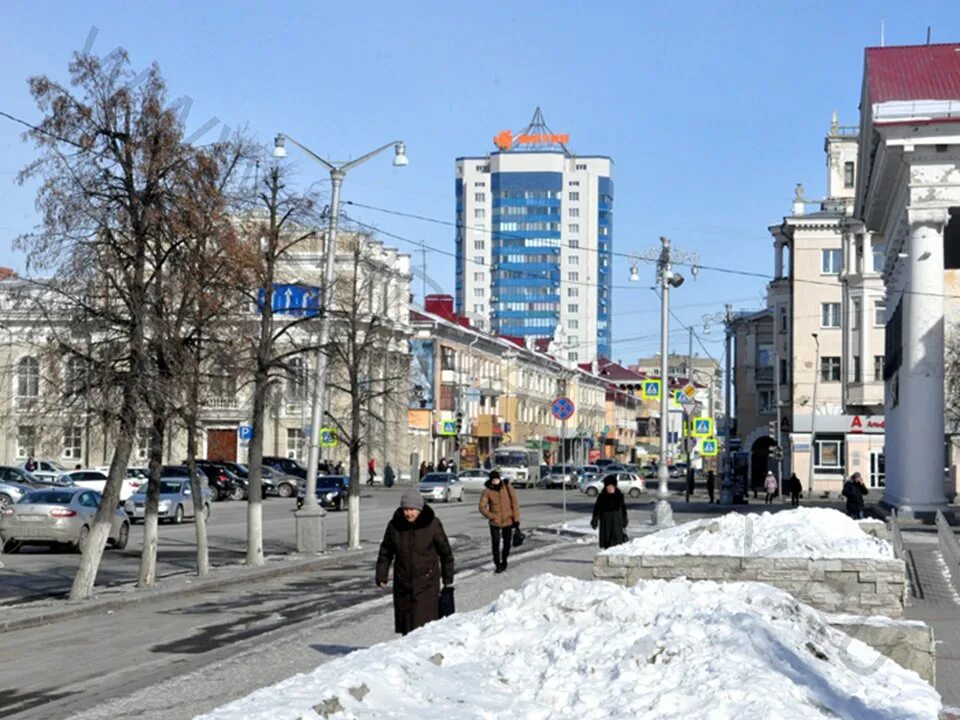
[
  {"xmin": 768, "ymin": 420, "xmax": 778, "ymax": 437},
  {"xmin": 455, "ymin": 412, "xmax": 463, "ymax": 435}
]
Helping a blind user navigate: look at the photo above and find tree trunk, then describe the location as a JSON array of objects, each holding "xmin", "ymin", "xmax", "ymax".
[
  {"xmin": 185, "ymin": 400, "xmax": 210, "ymax": 576},
  {"xmin": 246, "ymin": 372, "xmax": 268, "ymax": 567},
  {"xmin": 138, "ymin": 412, "xmax": 165, "ymax": 587},
  {"xmin": 347, "ymin": 395, "xmax": 362, "ymax": 550}
]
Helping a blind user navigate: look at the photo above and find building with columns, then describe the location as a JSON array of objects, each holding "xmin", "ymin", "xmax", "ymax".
[{"xmin": 855, "ymin": 43, "xmax": 960, "ymax": 513}]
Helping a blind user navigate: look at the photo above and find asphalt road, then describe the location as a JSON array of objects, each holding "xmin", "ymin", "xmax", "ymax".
[
  {"xmin": 0, "ymin": 484, "xmax": 609, "ymax": 602},
  {"xmin": 0, "ymin": 486, "xmax": 624, "ymax": 720}
]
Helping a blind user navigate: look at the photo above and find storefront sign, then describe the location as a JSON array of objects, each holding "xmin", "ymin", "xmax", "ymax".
[{"xmin": 850, "ymin": 415, "xmax": 885, "ymax": 433}]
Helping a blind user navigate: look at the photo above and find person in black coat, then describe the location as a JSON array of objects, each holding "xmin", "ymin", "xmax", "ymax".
[
  {"xmin": 706, "ymin": 470, "xmax": 716, "ymax": 504},
  {"xmin": 591, "ymin": 475, "xmax": 628, "ymax": 549},
  {"xmin": 788, "ymin": 473, "xmax": 803, "ymax": 507},
  {"xmin": 842, "ymin": 472, "xmax": 868, "ymax": 519},
  {"xmin": 376, "ymin": 489, "xmax": 455, "ymax": 635}
]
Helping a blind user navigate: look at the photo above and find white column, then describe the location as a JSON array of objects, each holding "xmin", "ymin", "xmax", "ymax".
[
  {"xmin": 886, "ymin": 208, "xmax": 947, "ymax": 510},
  {"xmin": 862, "ymin": 234, "xmax": 872, "ymax": 275},
  {"xmin": 859, "ymin": 294, "xmax": 870, "ymax": 384},
  {"xmin": 774, "ymin": 240, "xmax": 784, "ymax": 279}
]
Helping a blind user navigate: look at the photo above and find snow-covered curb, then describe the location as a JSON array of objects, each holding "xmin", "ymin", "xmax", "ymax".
[
  {"xmin": 198, "ymin": 574, "xmax": 940, "ymax": 720},
  {"xmin": 601, "ymin": 507, "xmax": 893, "ymax": 559}
]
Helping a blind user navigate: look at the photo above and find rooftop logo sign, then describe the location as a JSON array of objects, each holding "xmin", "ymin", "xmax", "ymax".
[{"xmin": 493, "ymin": 129, "xmax": 570, "ymax": 151}]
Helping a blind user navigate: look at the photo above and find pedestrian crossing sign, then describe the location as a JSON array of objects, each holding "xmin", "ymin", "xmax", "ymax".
[
  {"xmin": 438, "ymin": 420, "xmax": 458, "ymax": 436},
  {"xmin": 692, "ymin": 417, "xmax": 713, "ymax": 437},
  {"xmin": 642, "ymin": 379, "xmax": 662, "ymax": 400},
  {"xmin": 673, "ymin": 390, "xmax": 684, "ymax": 404},
  {"xmin": 319, "ymin": 428, "xmax": 338, "ymax": 447},
  {"xmin": 701, "ymin": 438, "xmax": 718, "ymax": 456}
]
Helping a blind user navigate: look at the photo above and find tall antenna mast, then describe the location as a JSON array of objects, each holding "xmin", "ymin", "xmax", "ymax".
[{"xmin": 880, "ymin": 17, "xmax": 885, "ymax": 47}]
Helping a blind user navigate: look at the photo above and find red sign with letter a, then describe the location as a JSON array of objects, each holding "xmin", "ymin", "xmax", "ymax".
[{"xmin": 850, "ymin": 415, "xmax": 863, "ymax": 433}]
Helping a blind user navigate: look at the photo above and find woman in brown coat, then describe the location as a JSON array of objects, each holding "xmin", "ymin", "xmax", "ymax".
[
  {"xmin": 478, "ymin": 470, "xmax": 521, "ymax": 573},
  {"xmin": 376, "ymin": 489, "xmax": 455, "ymax": 635}
]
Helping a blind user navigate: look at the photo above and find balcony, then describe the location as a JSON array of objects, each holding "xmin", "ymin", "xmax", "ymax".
[
  {"xmin": 755, "ymin": 367, "xmax": 774, "ymax": 382},
  {"xmin": 203, "ymin": 395, "xmax": 240, "ymax": 411},
  {"xmin": 479, "ymin": 378, "xmax": 504, "ymax": 397},
  {"xmin": 846, "ymin": 381, "xmax": 884, "ymax": 408}
]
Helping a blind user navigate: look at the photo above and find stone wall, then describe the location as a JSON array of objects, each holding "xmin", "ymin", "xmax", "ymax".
[
  {"xmin": 593, "ymin": 554, "xmax": 906, "ymax": 618},
  {"xmin": 826, "ymin": 615, "xmax": 935, "ymax": 685}
]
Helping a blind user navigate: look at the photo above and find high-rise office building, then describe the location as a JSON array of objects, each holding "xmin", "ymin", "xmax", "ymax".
[{"xmin": 455, "ymin": 108, "xmax": 613, "ymax": 363}]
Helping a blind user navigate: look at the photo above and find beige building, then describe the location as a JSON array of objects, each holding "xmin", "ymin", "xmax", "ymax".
[{"xmin": 631, "ymin": 353, "xmax": 723, "ymax": 423}]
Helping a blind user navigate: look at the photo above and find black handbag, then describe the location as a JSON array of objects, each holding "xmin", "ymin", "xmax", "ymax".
[
  {"xmin": 512, "ymin": 527, "xmax": 526, "ymax": 548},
  {"xmin": 438, "ymin": 586, "xmax": 455, "ymax": 618}
]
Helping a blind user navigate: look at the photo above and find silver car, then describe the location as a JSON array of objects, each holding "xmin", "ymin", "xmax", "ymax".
[
  {"xmin": 457, "ymin": 468, "xmax": 490, "ymax": 493},
  {"xmin": 0, "ymin": 480, "xmax": 32, "ymax": 510},
  {"xmin": 123, "ymin": 479, "xmax": 211, "ymax": 524},
  {"xmin": 418, "ymin": 473, "xmax": 464, "ymax": 503},
  {"xmin": 582, "ymin": 472, "xmax": 646, "ymax": 498},
  {"xmin": 0, "ymin": 487, "xmax": 130, "ymax": 552}
]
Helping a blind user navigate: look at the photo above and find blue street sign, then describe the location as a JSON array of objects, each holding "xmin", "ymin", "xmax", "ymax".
[
  {"xmin": 551, "ymin": 396, "xmax": 575, "ymax": 421},
  {"xmin": 237, "ymin": 424, "xmax": 253, "ymax": 441},
  {"xmin": 642, "ymin": 380, "xmax": 661, "ymax": 400},
  {"xmin": 319, "ymin": 428, "xmax": 338, "ymax": 447},
  {"xmin": 701, "ymin": 438, "xmax": 718, "ymax": 456},
  {"xmin": 692, "ymin": 417, "xmax": 714, "ymax": 437},
  {"xmin": 257, "ymin": 284, "xmax": 321, "ymax": 317}
]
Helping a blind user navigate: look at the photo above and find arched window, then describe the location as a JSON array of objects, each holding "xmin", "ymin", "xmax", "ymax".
[{"xmin": 17, "ymin": 357, "xmax": 39, "ymax": 398}]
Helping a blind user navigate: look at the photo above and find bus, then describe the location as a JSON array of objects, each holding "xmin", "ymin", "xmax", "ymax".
[{"xmin": 493, "ymin": 445, "xmax": 542, "ymax": 489}]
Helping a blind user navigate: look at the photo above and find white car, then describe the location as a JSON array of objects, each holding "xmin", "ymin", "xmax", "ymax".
[
  {"xmin": 20, "ymin": 459, "xmax": 69, "ymax": 484},
  {"xmin": 417, "ymin": 473, "xmax": 465, "ymax": 503},
  {"xmin": 64, "ymin": 469, "xmax": 144, "ymax": 503},
  {"xmin": 457, "ymin": 468, "xmax": 490, "ymax": 492},
  {"xmin": 581, "ymin": 472, "xmax": 646, "ymax": 498}
]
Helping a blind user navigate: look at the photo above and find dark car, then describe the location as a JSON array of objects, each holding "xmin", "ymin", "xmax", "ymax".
[
  {"xmin": 183, "ymin": 462, "xmax": 245, "ymax": 502},
  {"xmin": 262, "ymin": 456, "xmax": 308, "ymax": 479},
  {"xmin": 295, "ymin": 475, "xmax": 349, "ymax": 511},
  {"xmin": 159, "ymin": 464, "xmax": 232, "ymax": 502},
  {"xmin": 216, "ymin": 461, "xmax": 298, "ymax": 499}
]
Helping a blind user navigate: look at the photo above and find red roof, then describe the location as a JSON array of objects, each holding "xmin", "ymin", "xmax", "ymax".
[
  {"xmin": 866, "ymin": 44, "xmax": 960, "ymax": 103},
  {"xmin": 594, "ymin": 358, "xmax": 646, "ymax": 383}
]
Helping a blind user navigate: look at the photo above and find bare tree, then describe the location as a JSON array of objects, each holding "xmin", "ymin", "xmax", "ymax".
[
  {"xmin": 947, "ymin": 321, "xmax": 960, "ymax": 436},
  {"xmin": 325, "ymin": 231, "xmax": 409, "ymax": 549}
]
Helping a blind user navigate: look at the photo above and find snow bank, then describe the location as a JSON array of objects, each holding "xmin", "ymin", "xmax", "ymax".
[
  {"xmin": 198, "ymin": 574, "xmax": 939, "ymax": 720},
  {"xmin": 602, "ymin": 507, "xmax": 893, "ymax": 559}
]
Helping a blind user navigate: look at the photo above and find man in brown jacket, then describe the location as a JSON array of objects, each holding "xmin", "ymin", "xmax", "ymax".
[
  {"xmin": 376, "ymin": 489, "xmax": 455, "ymax": 635},
  {"xmin": 478, "ymin": 470, "xmax": 520, "ymax": 573}
]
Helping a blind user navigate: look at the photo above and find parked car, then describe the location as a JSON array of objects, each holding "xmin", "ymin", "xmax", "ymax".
[
  {"xmin": 581, "ymin": 472, "xmax": 646, "ymax": 498},
  {"xmin": 63, "ymin": 469, "xmax": 144, "ymax": 503},
  {"xmin": 19, "ymin": 459, "xmax": 70, "ymax": 484},
  {"xmin": 0, "ymin": 479, "xmax": 32, "ymax": 510},
  {"xmin": 418, "ymin": 473, "xmax": 464, "ymax": 503},
  {"xmin": 296, "ymin": 475, "xmax": 349, "ymax": 511},
  {"xmin": 124, "ymin": 479, "xmax": 211, "ymax": 524},
  {"xmin": 216, "ymin": 461, "xmax": 298, "ymax": 499},
  {"xmin": 577, "ymin": 465, "xmax": 601, "ymax": 489},
  {"xmin": 0, "ymin": 465, "xmax": 50, "ymax": 489},
  {"xmin": 669, "ymin": 462, "xmax": 689, "ymax": 479},
  {"xmin": 262, "ymin": 456, "xmax": 308, "ymax": 479},
  {"xmin": 0, "ymin": 487, "xmax": 129, "ymax": 553},
  {"xmin": 172, "ymin": 463, "xmax": 239, "ymax": 502},
  {"xmin": 543, "ymin": 464, "xmax": 578, "ymax": 489},
  {"xmin": 457, "ymin": 468, "xmax": 489, "ymax": 492},
  {"xmin": 594, "ymin": 458, "xmax": 616, "ymax": 469}
]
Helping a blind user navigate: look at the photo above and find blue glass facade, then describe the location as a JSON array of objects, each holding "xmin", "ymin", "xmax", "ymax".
[
  {"xmin": 597, "ymin": 176, "xmax": 613, "ymax": 358},
  {"xmin": 490, "ymin": 171, "xmax": 563, "ymax": 337}
]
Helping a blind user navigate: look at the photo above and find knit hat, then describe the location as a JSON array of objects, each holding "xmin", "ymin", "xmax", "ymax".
[
  {"xmin": 400, "ymin": 488, "xmax": 424, "ymax": 510},
  {"xmin": 488, "ymin": 470, "xmax": 501, "ymax": 481},
  {"xmin": 603, "ymin": 475, "xmax": 618, "ymax": 487}
]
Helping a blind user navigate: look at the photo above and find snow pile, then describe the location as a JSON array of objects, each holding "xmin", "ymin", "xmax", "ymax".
[
  {"xmin": 602, "ymin": 507, "xmax": 893, "ymax": 559},
  {"xmin": 198, "ymin": 574, "xmax": 939, "ymax": 720}
]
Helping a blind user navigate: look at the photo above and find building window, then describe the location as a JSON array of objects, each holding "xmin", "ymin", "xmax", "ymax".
[
  {"xmin": 474, "ymin": 181, "xmax": 486, "ymax": 187},
  {"xmin": 286, "ymin": 428, "xmax": 305, "ymax": 460},
  {"xmin": 286, "ymin": 357, "xmax": 307, "ymax": 401},
  {"xmin": 778, "ymin": 305, "xmax": 788, "ymax": 334},
  {"xmin": 568, "ymin": 255, "xmax": 579, "ymax": 265},
  {"xmin": 874, "ymin": 302, "xmax": 885, "ymax": 327},
  {"xmin": 780, "ymin": 358, "xmax": 789, "ymax": 385},
  {"xmin": 568, "ymin": 304, "xmax": 579, "ymax": 313},
  {"xmin": 844, "ymin": 162, "xmax": 855, "ymax": 188},
  {"xmin": 569, "ymin": 192, "xmax": 580, "ymax": 201},
  {"xmin": 16, "ymin": 426, "xmax": 36, "ymax": 459},
  {"xmin": 473, "ymin": 271, "xmax": 484, "ymax": 282},
  {"xmin": 758, "ymin": 389, "xmax": 774, "ymax": 413},
  {"xmin": 568, "ymin": 223, "xmax": 579, "ymax": 234},
  {"xmin": 16, "ymin": 356, "xmax": 39, "ymax": 398},
  {"xmin": 568, "ymin": 352, "xmax": 579, "ymax": 361},
  {"xmin": 567, "ymin": 287, "xmax": 579, "ymax": 297},
  {"xmin": 568, "ymin": 319, "xmax": 579, "ymax": 329},
  {"xmin": 567, "ymin": 335, "xmax": 579, "ymax": 347},
  {"xmin": 851, "ymin": 300, "xmax": 860, "ymax": 329},
  {"xmin": 853, "ymin": 355, "xmax": 861, "ymax": 383},
  {"xmin": 474, "ymin": 192, "xmax": 485, "ymax": 202},
  {"xmin": 874, "ymin": 355, "xmax": 885, "ymax": 382},
  {"xmin": 64, "ymin": 356, "xmax": 86, "ymax": 399},
  {"xmin": 576, "ymin": 163, "xmax": 587, "ymax": 170},
  {"xmin": 62, "ymin": 426, "xmax": 83, "ymax": 460},
  {"xmin": 569, "ymin": 208, "xmax": 580, "ymax": 218},
  {"xmin": 474, "ymin": 208, "xmax": 486, "ymax": 219},
  {"xmin": 568, "ymin": 239, "xmax": 579, "ymax": 249},
  {"xmin": 568, "ymin": 180, "xmax": 580, "ymax": 187},
  {"xmin": 474, "ymin": 288, "xmax": 485, "ymax": 298},
  {"xmin": 474, "ymin": 240, "xmax": 485, "ymax": 251},
  {"xmin": 568, "ymin": 272, "xmax": 579, "ymax": 281},
  {"xmin": 814, "ymin": 435, "xmax": 845, "ymax": 473},
  {"xmin": 441, "ymin": 346, "xmax": 456, "ymax": 371},
  {"xmin": 820, "ymin": 356, "xmax": 841, "ymax": 382},
  {"xmin": 821, "ymin": 249, "xmax": 842, "ymax": 274},
  {"xmin": 473, "ymin": 304, "xmax": 484, "ymax": 314},
  {"xmin": 872, "ymin": 243, "xmax": 885, "ymax": 273},
  {"xmin": 821, "ymin": 303, "xmax": 841, "ymax": 328}
]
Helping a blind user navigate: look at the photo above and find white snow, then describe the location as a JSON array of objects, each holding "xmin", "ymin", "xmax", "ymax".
[
  {"xmin": 602, "ymin": 507, "xmax": 893, "ymax": 560},
  {"xmin": 198, "ymin": 574, "xmax": 939, "ymax": 720}
]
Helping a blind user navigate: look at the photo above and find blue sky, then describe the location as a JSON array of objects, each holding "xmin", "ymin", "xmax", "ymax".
[{"xmin": 2, "ymin": 0, "xmax": 958, "ymax": 363}]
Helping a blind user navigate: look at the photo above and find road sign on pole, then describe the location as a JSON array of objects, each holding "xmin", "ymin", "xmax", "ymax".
[
  {"xmin": 642, "ymin": 379, "xmax": 661, "ymax": 400},
  {"xmin": 257, "ymin": 284, "xmax": 321, "ymax": 317},
  {"xmin": 692, "ymin": 417, "xmax": 714, "ymax": 437},
  {"xmin": 237, "ymin": 424, "xmax": 253, "ymax": 442},
  {"xmin": 319, "ymin": 428, "xmax": 338, "ymax": 447},
  {"xmin": 551, "ymin": 396, "xmax": 575, "ymax": 421},
  {"xmin": 701, "ymin": 438, "xmax": 719, "ymax": 456}
]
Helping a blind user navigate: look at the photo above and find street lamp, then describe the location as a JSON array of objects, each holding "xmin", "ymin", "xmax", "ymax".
[{"xmin": 273, "ymin": 132, "xmax": 408, "ymax": 552}]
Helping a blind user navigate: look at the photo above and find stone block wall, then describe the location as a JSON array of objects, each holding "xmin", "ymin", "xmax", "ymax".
[
  {"xmin": 826, "ymin": 615, "xmax": 935, "ymax": 685},
  {"xmin": 593, "ymin": 554, "xmax": 907, "ymax": 618}
]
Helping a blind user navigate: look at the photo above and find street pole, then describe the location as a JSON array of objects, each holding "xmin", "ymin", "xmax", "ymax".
[
  {"xmin": 561, "ymin": 415, "xmax": 568, "ymax": 527},
  {"xmin": 808, "ymin": 333, "xmax": 820, "ymax": 497},
  {"xmin": 705, "ymin": 304, "xmax": 735, "ymax": 505},
  {"xmin": 274, "ymin": 134, "xmax": 407, "ymax": 552},
  {"xmin": 655, "ymin": 238, "xmax": 674, "ymax": 526},
  {"xmin": 774, "ymin": 327, "xmax": 784, "ymax": 498}
]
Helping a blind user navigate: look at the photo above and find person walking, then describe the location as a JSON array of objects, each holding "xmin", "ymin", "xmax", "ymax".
[
  {"xmin": 367, "ymin": 457, "xmax": 377, "ymax": 486},
  {"xmin": 478, "ymin": 470, "xmax": 520, "ymax": 573},
  {"xmin": 590, "ymin": 475, "xmax": 628, "ymax": 549},
  {"xmin": 788, "ymin": 472, "xmax": 803, "ymax": 508},
  {"xmin": 763, "ymin": 471, "xmax": 778, "ymax": 504},
  {"xmin": 334, "ymin": 460, "xmax": 344, "ymax": 475},
  {"xmin": 706, "ymin": 470, "xmax": 715, "ymax": 504},
  {"xmin": 376, "ymin": 489, "xmax": 455, "ymax": 636},
  {"xmin": 25, "ymin": 457, "xmax": 38, "ymax": 473},
  {"xmin": 384, "ymin": 462, "xmax": 396, "ymax": 488},
  {"xmin": 437, "ymin": 458, "xmax": 447, "ymax": 472},
  {"xmin": 418, "ymin": 461, "xmax": 427, "ymax": 480},
  {"xmin": 842, "ymin": 472, "xmax": 868, "ymax": 519}
]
